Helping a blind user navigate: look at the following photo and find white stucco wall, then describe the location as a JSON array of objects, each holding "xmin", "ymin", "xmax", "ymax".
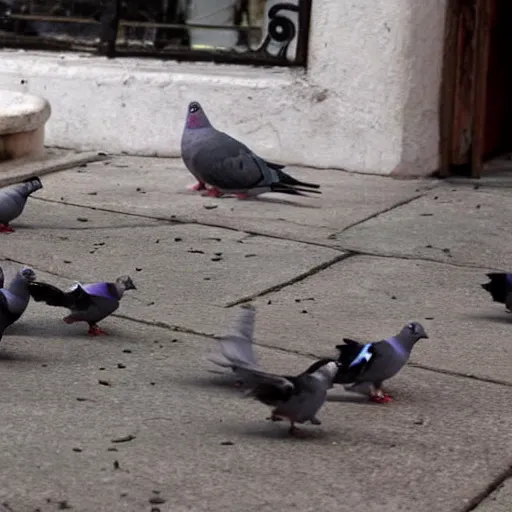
[{"xmin": 0, "ymin": 0, "xmax": 447, "ymax": 176}]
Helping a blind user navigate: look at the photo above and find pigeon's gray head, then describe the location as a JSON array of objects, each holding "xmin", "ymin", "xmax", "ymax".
[
  {"xmin": 20, "ymin": 267, "xmax": 36, "ymax": 282},
  {"xmin": 186, "ymin": 101, "xmax": 211, "ymax": 130},
  {"xmin": 116, "ymin": 275, "xmax": 136, "ymax": 291},
  {"xmin": 399, "ymin": 322, "xmax": 429, "ymax": 343},
  {"xmin": 313, "ymin": 360, "xmax": 340, "ymax": 382}
]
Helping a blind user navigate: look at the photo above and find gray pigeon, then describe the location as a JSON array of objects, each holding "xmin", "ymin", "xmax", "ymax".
[
  {"xmin": 28, "ymin": 276, "xmax": 136, "ymax": 336},
  {"xmin": 334, "ymin": 322, "xmax": 429, "ymax": 403},
  {"xmin": 241, "ymin": 360, "xmax": 339, "ymax": 436},
  {"xmin": 0, "ymin": 266, "xmax": 37, "ymax": 341},
  {"xmin": 181, "ymin": 101, "xmax": 321, "ymax": 199},
  {"xmin": 208, "ymin": 304, "xmax": 261, "ymax": 386},
  {"xmin": 0, "ymin": 177, "xmax": 43, "ymax": 233}
]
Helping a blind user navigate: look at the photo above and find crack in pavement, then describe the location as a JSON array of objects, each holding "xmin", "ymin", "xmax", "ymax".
[
  {"xmin": 224, "ymin": 252, "xmax": 355, "ymax": 307},
  {"xmin": 459, "ymin": 464, "xmax": 512, "ymax": 511},
  {"xmin": 327, "ymin": 193, "xmax": 428, "ymax": 238},
  {"xmin": 342, "ymin": 248, "xmax": 504, "ymax": 272}
]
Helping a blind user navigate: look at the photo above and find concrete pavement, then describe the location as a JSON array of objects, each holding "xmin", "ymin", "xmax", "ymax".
[{"xmin": 0, "ymin": 155, "xmax": 511, "ymax": 512}]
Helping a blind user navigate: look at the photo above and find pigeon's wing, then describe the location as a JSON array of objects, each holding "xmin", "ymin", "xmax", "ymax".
[
  {"xmin": 28, "ymin": 282, "xmax": 93, "ymax": 310},
  {"xmin": 334, "ymin": 339, "xmax": 377, "ymax": 384},
  {"xmin": 0, "ymin": 292, "xmax": 12, "ymax": 336},
  {"xmin": 191, "ymin": 132, "xmax": 265, "ymax": 190},
  {"xmin": 213, "ymin": 306, "xmax": 258, "ymax": 368},
  {"xmin": 349, "ymin": 340, "xmax": 403, "ymax": 384},
  {"xmin": 242, "ymin": 367, "xmax": 296, "ymax": 403},
  {"xmin": 79, "ymin": 282, "xmax": 119, "ymax": 301}
]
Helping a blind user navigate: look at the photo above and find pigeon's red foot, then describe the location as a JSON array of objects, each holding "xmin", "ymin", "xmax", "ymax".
[
  {"xmin": 0, "ymin": 224, "xmax": 14, "ymax": 233},
  {"xmin": 188, "ymin": 181, "xmax": 206, "ymax": 191},
  {"xmin": 202, "ymin": 187, "xmax": 224, "ymax": 198},
  {"xmin": 369, "ymin": 392, "xmax": 393, "ymax": 404},
  {"xmin": 88, "ymin": 325, "xmax": 108, "ymax": 336},
  {"xmin": 236, "ymin": 193, "xmax": 250, "ymax": 200}
]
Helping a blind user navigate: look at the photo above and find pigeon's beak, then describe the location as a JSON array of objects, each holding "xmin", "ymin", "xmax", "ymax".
[
  {"xmin": 423, "ymin": 333, "xmax": 430, "ymax": 340},
  {"xmin": 481, "ymin": 283, "xmax": 490, "ymax": 291}
]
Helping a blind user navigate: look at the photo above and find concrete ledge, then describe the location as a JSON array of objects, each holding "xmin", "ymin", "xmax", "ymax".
[
  {"xmin": 0, "ymin": 90, "xmax": 51, "ymax": 161},
  {"xmin": 0, "ymin": 148, "xmax": 109, "ymax": 187}
]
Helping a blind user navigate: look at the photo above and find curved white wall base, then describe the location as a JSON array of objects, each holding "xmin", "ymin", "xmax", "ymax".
[{"xmin": 0, "ymin": 91, "xmax": 51, "ymax": 162}]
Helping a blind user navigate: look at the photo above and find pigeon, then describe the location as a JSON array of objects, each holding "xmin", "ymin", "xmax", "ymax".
[
  {"xmin": 0, "ymin": 177, "xmax": 43, "ymax": 233},
  {"xmin": 28, "ymin": 276, "xmax": 136, "ymax": 336},
  {"xmin": 0, "ymin": 266, "xmax": 37, "ymax": 341},
  {"xmin": 208, "ymin": 304, "xmax": 261, "ymax": 387},
  {"xmin": 240, "ymin": 360, "xmax": 339, "ymax": 436},
  {"xmin": 0, "ymin": 265, "xmax": 4, "ymax": 289},
  {"xmin": 181, "ymin": 101, "xmax": 321, "ymax": 199},
  {"xmin": 481, "ymin": 273, "xmax": 512, "ymax": 311},
  {"xmin": 334, "ymin": 322, "xmax": 429, "ymax": 404}
]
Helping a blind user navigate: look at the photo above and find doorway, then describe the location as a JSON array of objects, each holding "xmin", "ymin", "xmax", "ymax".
[{"xmin": 440, "ymin": 0, "xmax": 512, "ymax": 178}]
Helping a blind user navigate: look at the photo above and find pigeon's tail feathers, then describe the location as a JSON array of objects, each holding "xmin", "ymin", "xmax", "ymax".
[
  {"xmin": 264, "ymin": 160, "xmax": 286, "ymax": 171},
  {"xmin": 28, "ymin": 282, "xmax": 72, "ymax": 307},
  {"xmin": 270, "ymin": 183, "xmax": 322, "ymax": 196},
  {"xmin": 28, "ymin": 281, "xmax": 91, "ymax": 310},
  {"xmin": 23, "ymin": 176, "xmax": 43, "ymax": 195},
  {"xmin": 276, "ymin": 169, "xmax": 321, "ymax": 190},
  {"xmin": 481, "ymin": 273, "xmax": 512, "ymax": 303}
]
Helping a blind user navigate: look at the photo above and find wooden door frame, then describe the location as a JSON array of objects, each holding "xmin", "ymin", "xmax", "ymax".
[{"xmin": 440, "ymin": 0, "xmax": 492, "ymax": 178}]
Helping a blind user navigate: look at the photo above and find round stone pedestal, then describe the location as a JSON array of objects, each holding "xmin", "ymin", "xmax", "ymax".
[{"xmin": 0, "ymin": 91, "xmax": 52, "ymax": 162}]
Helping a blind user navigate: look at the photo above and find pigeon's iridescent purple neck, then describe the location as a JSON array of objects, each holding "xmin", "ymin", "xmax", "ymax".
[
  {"xmin": 186, "ymin": 111, "xmax": 211, "ymax": 130},
  {"xmin": 506, "ymin": 274, "xmax": 512, "ymax": 286},
  {"xmin": 385, "ymin": 336, "xmax": 409, "ymax": 359}
]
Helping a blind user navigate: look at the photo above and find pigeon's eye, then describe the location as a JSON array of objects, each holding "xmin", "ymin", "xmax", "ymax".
[
  {"xmin": 408, "ymin": 323, "xmax": 416, "ymax": 333},
  {"xmin": 189, "ymin": 102, "xmax": 199, "ymax": 113}
]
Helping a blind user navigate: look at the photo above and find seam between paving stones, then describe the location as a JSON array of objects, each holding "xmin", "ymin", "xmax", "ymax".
[
  {"xmin": 343, "ymin": 249, "xmax": 506, "ymax": 272},
  {"xmin": 458, "ymin": 464, "xmax": 512, "ymax": 512},
  {"xmin": 224, "ymin": 252, "xmax": 355, "ymax": 307},
  {"xmin": 326, "ymin": 192, "xmax": 428, "ymax": 238}
]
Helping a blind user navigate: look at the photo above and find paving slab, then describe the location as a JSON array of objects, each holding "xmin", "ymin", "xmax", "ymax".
[
  {"xmin": 0, "ymin": 201, "xmax": 342, "ymax": 335},
  {"xmin": 475, "ymin": 480, "xmax": 512, "ymax": 511},
  {"xmin": 33, "ymin": 156, "xmax": 437, "ymax": 245},
  {"xmin": 0, "ymin": 148, "xmax": 107, "ymax": 187},
  {"xmin": 0, "ymin": 274, "xmax": 512, "ymax": 512},
  {"xmin": 247, "ymin": 254, "xmax": 512, "ymax": 385},
  {"xmin": 334, "ymin": 185, "xmax": 512, "ymax": 269}
]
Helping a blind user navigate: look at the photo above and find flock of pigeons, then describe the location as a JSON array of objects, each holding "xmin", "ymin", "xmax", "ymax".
[{"xmin": 0, "ymin": 101, "xmax": 510, "ymax": 436}]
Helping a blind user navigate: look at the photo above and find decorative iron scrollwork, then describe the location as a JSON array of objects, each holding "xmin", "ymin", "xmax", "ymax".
[{"xmin": 254, "ymin": 1, "xmax": 299, "ymax": 62}]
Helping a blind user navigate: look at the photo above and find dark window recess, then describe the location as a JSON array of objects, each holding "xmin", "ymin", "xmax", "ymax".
[{"xmin": 0, "ymin": 0, "xmax": 312, "ymax": 66}]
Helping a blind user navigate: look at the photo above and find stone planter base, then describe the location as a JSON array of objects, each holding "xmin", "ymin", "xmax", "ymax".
[{"xmin": 0, "ymin": 91, "xmax": 51, "ymax": 163}]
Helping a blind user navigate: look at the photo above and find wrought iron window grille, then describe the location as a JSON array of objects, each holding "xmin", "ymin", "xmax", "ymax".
[{"xmin": 0, "ymin": 0, "xmax": 312, "ymax": 66}]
